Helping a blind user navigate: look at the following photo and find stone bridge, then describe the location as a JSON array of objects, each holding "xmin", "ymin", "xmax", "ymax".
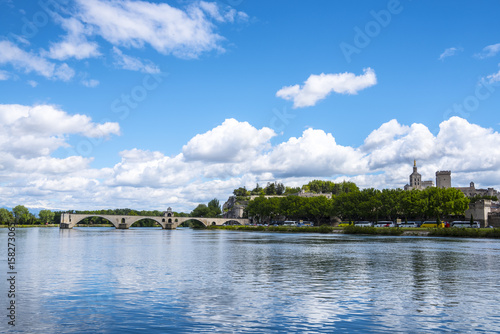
[{"xmin": 59, "ymin": 212, "xmax": 249, "ymax": 229}]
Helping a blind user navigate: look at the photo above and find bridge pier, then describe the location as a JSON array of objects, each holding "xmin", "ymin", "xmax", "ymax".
[
  {"xmin": 117, "ymin": 223, "xmax": 129, "ymax": 229},
  {"xmin": 163, "ymin": 223, "xmax": 176, "ymax": 230},
  {"xmin": 60, "ymin": 223, "xmax": 72, "ymax": 229}
]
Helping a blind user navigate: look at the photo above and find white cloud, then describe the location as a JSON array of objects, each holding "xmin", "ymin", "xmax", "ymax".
[
  {"xmin": 2, "ymin": 112, "xmax": 500, "ymax": 212},
  {"xmin": 439, "ymin": 47, "xmax": 462, "ymax": 60},
  {"xmin": 45, "ymin": 17, "xmax": 101, "ymax": 60},
  {"xmin": 27, "ymin": 80, "xmax": 38, "ymax": 87},
  {"xmin": 0, "ymin": 40, "xmax": 75, "ymax": 81},
  {"xmin": 183, "ymin": 118, "xmax": 276, "ymax": 162},
  {"xmin": 486, "ymin": 65, "xmax": 500, "ymax": 83},
  {"xmin": 255, "ymin": 128, "xmax": 367, "ymax": 177},
  {"xmin": 73, "ymin": 0, "xmax": 242, "ymax": 58},
  {"xmin": 475, "ymin": 43, "xmax": 500, "ymax": 59},
  {"xmin": 276, "ymin": 68, "xmax": 377, "ymax": 108},
  {"xmin": 112, "ymin": 47, "xmax": 160, "ymax": 73},
  {"xmin": 0, "ymin": 104, "xmax": 120, "ymax": 158}
]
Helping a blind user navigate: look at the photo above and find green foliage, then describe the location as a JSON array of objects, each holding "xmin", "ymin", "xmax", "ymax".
[
  {"xmin": 469, "ymin": 195, "xmax": 498, "ymax": 203},
  {"xmin": 303, "ymin": 180, "xmax": 359, "ymax": 194},
  {"xmin": 13, "ymin": 205, "xmax": 30, "ymax": 224},
  {"xmin": 0, "ymin": 208, "xmax": 14, "ymax": 224},
  {"xmin": 233, "ymin": 187, "xmax": 250, "ymax": 197},
  {"xmin": 190, "ymin": 198, "xmax": 222, "ymax": 218},
  {"xmin": 343, "ymin": 225, "xmax": 404, "ymax": 235},
  {"xmin": 428, "ymin": 228, "xmax": 500, "ymax": 238},
  {"xmin": 243, "ymin": 184, "xmax": 470, "ymax": 224},
  {"xmin": 39, "ymin": 210, "xmax": 55, "ymax": 224}
]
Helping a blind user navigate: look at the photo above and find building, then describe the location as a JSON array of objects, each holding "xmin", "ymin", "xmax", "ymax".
[
  {"xmin": 404, "ymin": 160, "xmax": 434, "ymax": 190},
  {"xmin": 455, "ymin": 182, "xmax": 499, "ymax": 198},
  {"xmin": 436, "ymin": 171, "xmax": 451, "ymax": 189},
  {"xmin": 404, "ymin": 161, "xmax": 498, "ymax": 198}
]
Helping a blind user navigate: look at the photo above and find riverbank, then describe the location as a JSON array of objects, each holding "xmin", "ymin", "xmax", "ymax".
[
  {"xmin": 207, "ymin": 225, "xmax": 500, "ymax": 238},
  {"xmin": 0, "ymin": 224, "xmax": 113, "ymax": 228}
]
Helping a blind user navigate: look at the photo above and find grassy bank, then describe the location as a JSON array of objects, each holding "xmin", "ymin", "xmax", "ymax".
[
  {"xmin": 207, "ymin": 225, "xmax": 343, "ymax": 233},
  {"xmin": 343, "ymin": 225, "xmax": 404, "ymax": 236},
  {"xmin": 207, "ymin": 225, "xmax": 500, "ymax": 239},
  {"xmin": 0, "ymin": 224, "xmax": 114, "ymax": 228},
  {"xmin": 428, "ymin": 227, "xmax": 500, "ymax": 238},
  {"xmin": 0, "ymin": 224, "xmax": 59, "ymax": 228}
]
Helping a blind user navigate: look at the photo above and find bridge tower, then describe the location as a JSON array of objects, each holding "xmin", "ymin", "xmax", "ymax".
[{"xmin": 163, "ymin": 207, "xmax": 175, "ymax": 229}]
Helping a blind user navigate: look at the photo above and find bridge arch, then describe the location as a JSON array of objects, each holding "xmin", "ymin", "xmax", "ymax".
[
  {"xmin": 223, "ymin": 220, "xmax": 242, "ymax": 225},
  {"xmin": 129, "ymin": 217, "xmax": 163, "ymax": 228},
  {"xmin": 70, "ymin": 215, "xmax": 118, "ymax": 228},
  {"xmin": 177, "ymin": 218, "xmax": 207, "ymax": 228}
]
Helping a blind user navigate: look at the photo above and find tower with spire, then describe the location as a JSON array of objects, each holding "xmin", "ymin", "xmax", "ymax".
[{"xmin": 404, "ymin": 160, "xmax": 434, "ymax": 190}]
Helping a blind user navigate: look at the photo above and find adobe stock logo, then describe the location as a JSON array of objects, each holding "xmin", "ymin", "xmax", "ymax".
[{"xmin": 339, "ymin": 0, "xmax": 406, "ymax": 63}]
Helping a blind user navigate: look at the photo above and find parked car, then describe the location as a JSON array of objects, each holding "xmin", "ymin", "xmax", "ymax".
[
  {"xmin": 398, "ymin": 221, "xmax": 420, "ymax": 228},
  {"xmin": 338, "ymin": 222, "xmax": 352, "ymax": 227},
  {"xmin": 354, "ymin": 221, "xmax": 373, "ymax": 227},
  {"xmin": 373, "ymin": 221, "xmax": 395, "ymax": 227},
  {"xmin": 283, "ymin": 221, "xmax": 297, "ymax": 226},
  {"xmin": 450, "ymin": 221, "xmax": 480, "ymax": 228}
]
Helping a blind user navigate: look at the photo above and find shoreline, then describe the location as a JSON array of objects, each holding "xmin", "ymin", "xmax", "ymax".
[{"xmin": 2, "ymin": 224, "xmax": 499, "ymax": 239}]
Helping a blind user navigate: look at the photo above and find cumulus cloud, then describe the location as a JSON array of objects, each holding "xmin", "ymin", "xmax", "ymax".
[
  {"xmin": 0, "ymin": 104, "xmax": 120, "ymax": 158},
  {"xmin": 276, "ymin": 68, "xmax": 377, "ymax": 108},
  {"xmin": 0, "ymin": 40, "xmax": 75, "ymax": 81},
  {"xmin": 475, "ymin": 43, "xmax": 500, "ymax": 59},
  {"xmin": 439, "ymin": 47, "xmax": 462, "ymax": 60},
  {"xmin": 182, "ymin": 118, "xmax": 276, "ymax": 162},
  {"xmin": 2, "ymin": 112, "xmax": 500, "ymax": 212},
  {"xmin": 255, "ymin": 128, "xmax": 367, "ymax": 177}
]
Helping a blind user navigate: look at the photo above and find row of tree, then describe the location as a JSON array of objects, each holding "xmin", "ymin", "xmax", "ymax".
[
  {"xmin": 245, "ymin": 187, "xmax": 470, "ymax": 225},
  {"xmin": 0, "ymin": 206, "xmax": 56, "ymax": 224},
  {"xmin": 233, "ymin": 180, "xmax": 359, "ymax": 198}
]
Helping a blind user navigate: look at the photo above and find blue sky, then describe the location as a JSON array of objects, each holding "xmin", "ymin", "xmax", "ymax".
[{"xmin": 1, "ymin": 0, "xmax": 500, "ymax": 211}]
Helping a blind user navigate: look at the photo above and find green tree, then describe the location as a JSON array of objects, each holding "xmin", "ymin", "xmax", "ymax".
[
  {"xmin": 13, "ymin": 205, "xmax": 30, "ymax": 224},
  {"xmin": 39, "ymin": 210, "xmax": 55, "ymax": 224},
  {"xmin": 191, "ymin": 204, "xmax": 210, "ymax": 217},
  {"xmin": 251, "ymin": 183, "xmax": 264, "ymax": 195},
  {"xmin": 265, "ymin": 182, "xmax": 277, "ymax": 195},
  {"xmin": 0, "ymin": 208, "xmax": 14, "ymax": 224},
  {"xmin": 304, "ymin": 196, "xmax": 332, "ymax": 225},
  {"xmin": 207, "ymin": 198, "xmax": 222, "ymax": 217},
  {"xmin": 233, "ymin": 187, "xmax": 250, "ymax": 197}
]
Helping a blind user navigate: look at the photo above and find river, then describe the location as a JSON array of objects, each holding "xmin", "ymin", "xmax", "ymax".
[{"xmin": 1, "ymin": 227, "xmax": 500, "ymax": 333}]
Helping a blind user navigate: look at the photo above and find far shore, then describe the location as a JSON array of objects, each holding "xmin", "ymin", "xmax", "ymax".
[{"xmin": 3, "ymin": 224, "xmax": 500, "ymax": 239}]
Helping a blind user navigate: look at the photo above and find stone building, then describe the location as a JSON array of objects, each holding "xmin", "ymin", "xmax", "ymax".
[
  {"xmin": 455, "ymin": 182, "xmax": 499, "ymax": 198},
  {"xmin": 436, "ymin": 171, "xmax": 451, "ymax": 189},
  {"xmin": 404, "ymin": 160, "xmax": 434, "ymax": 190}
]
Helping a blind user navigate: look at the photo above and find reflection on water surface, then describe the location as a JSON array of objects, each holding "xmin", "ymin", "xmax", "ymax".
[{"xmin": 1, "ymin": 227, "xmax": 499, "ymax": 333}]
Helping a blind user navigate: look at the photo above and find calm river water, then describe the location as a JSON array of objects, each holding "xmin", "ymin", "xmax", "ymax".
[{"xmin": 1, "ymin": 227, "xmax": 500, "ymax": 333}]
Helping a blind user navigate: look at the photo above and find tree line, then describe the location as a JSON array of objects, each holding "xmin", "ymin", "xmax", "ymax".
[
  {"xmin": 245, "ymin": 187, "xmax": 470, "ymax": 225},
  {"xmin": 0, "ymin": 205, "xmax": 56, "ymax": 225},
  {"xmin": 233, "ymin": 180, "xmax": 359, "ymax": 197},
  {"xmin": 0, "ymin": 201, "xmax": 224, "ymax": 226}
]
